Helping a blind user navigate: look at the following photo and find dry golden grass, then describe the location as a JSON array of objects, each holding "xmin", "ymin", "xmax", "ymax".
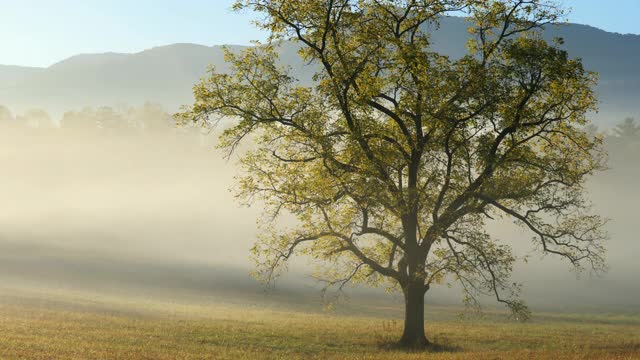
[{"xmin": 0, "ymin": 288, "xmax": 638, "ymax": 359}]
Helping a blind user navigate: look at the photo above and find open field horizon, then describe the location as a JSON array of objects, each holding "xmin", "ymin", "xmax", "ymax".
[
  {"xmin": 0, "ymin": 284, "xmax": 639, "ymax": 359},
  {"xmin": 1, "ymin": 105, "xmax": 639, "ymax": 358}
]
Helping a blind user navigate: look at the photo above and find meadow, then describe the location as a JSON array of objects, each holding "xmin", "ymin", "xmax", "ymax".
[{"xmin": 0, "ymin": 286, "xmax": 638, "ymax": 359}]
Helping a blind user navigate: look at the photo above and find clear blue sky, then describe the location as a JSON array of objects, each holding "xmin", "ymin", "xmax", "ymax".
[{"xmin": 1, "ymin": 0, "xmax": 639, "ymax": 68}]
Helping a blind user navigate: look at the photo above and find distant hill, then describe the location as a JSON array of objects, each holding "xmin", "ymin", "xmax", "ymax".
[
  {"xmin": 0, "ymin": 65, "xmax": 43, "ymax": 86},
  {"xmin": 1, "ymin": 17, "xmax": 639, "ymax": 126},
  {"xmin": 0, "ymin": 44, "xmax": 243, "ymax": 117}
]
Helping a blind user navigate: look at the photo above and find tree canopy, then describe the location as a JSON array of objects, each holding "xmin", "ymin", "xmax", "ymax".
[{"xmin": 180, "ymin": 0, "xmax": 607, "ymax": 348}]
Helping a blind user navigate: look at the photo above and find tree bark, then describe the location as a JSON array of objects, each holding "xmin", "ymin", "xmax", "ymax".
[{"xmin": 399, "ymin": 281, "xmax": 430, "ymax": 349}]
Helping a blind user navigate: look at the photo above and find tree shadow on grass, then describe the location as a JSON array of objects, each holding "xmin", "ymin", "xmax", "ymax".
[
  {"xmin": 373, "ymin": 322, "xmax": 462, "ymax": 354},
  {"xmin": 376, "ymin": 339, "xmax": 462, "ymax": 354}
]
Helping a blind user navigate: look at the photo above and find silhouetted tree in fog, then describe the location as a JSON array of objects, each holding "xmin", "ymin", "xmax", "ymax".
[
  {"xmin": 612, "ymin": 117, "xmax": 640, "ymax": 140},
  {"xmin": 0, "ymin": 105, "xmax": 14, "ymax": 123},
  {"xmin": 17, "ymin": 109, "xmax": 54, "ymax": 129}
]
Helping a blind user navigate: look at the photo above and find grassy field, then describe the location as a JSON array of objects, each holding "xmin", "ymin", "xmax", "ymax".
[{"xmin": 0, "ymin": 287, "xmax": 638, "ymax": 359}]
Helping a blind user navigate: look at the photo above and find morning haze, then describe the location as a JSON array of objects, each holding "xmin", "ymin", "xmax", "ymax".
[{"xmin": 0, "ymin": 1, "xmax": 639, "ymax": 359}]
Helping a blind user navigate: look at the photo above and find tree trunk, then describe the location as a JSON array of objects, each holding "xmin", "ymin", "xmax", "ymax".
[{"xmin": 399, "ymin": 281, "xmax": 430, "ymax": 349}]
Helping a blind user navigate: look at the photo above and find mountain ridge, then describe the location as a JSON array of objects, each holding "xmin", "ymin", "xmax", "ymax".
[
  {"xmin": 1, "ymin": 17, "xmax": 639, "ymax": 125},
  {"xmin": 4, "ymin": 19, "xmax": 640, "ymax": 70}
]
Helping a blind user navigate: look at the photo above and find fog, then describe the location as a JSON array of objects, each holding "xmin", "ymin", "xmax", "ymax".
[
  {"xmin": 0, "ymin": 106, "xmax": 639, "ymax": 315},
  {"xmin": 0, "ymin": 125, "xmax": 257, "ymax": 264}
]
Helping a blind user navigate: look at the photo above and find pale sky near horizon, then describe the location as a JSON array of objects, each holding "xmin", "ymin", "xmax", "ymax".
[{"xmin": 1, "ymin": 0, "xmax": 639, "ymax": 68}]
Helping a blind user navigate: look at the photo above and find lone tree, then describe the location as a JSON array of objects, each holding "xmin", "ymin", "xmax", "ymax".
[
  {"xmin": 180, "ymin": 0, "xmax": 607, "ymax": 348},
  {"xmin": 612, "ymin": 117, "xmax": 640, "ymax": 140}
]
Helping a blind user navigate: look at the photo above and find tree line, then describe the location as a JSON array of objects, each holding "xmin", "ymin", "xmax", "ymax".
[
  {"xmin": 0, "ymin": 103, "xmax": 175, "ymax": 133},
  {"xmin": 1, "ymin": 102, "xmax": 638, "ymax": 147}
]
